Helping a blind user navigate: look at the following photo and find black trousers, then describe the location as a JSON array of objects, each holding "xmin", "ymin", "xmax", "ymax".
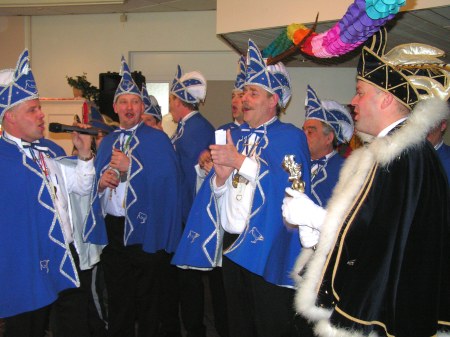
[
  {"xmin": 178, "ymin": 267, "xmax": 229, "ymax": 337},
  {"xmin": 178, "ymin": 269, "xmax": 206, "ymax": 337},
  {"xmin": 3, "ymin": 305, "xmax": 50, "ymax": 337},
  {"xmin": 222, "ymin": 257, "xmax": 298, "ymax": 337},
  {"xmin": 157, "ymin": 252, "xmax": 182, "ymax": 337},
  {"xmin": 101, "ymin": 214, "xmax": 164, "ymax": 337},
  {"xmin": 205, "ymin": 268, "xmax": 229, "ymax": 337},
  {"xmin": 50, "ymin": 243, "xmax": 107, "ymax": 337}
]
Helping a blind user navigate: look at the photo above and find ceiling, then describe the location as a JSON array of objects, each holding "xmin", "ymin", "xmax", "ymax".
[
  {"xmin": 220, "ymin": 6, "xmax": 450, "ymax": 67},
  {"xmin": 0, "ymin": 0, "xmax": 448, "ymax": 67}
]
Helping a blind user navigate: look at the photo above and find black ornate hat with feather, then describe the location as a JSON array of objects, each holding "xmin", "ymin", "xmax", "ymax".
[{"xmin": 357, "ymin": 27, "xmax": 449, "ymax": 110}]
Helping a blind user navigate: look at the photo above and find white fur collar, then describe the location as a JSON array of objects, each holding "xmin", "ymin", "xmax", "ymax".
[{"xmin": 293, "ymin": 98, "xmax": 449, "ymax": 337}]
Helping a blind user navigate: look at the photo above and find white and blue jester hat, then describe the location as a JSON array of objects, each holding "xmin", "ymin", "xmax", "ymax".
[
  {"xmin": 114, "ymin": 56, "xmax": 142, "ymax": 102},
  {"xmin": 141, "ymin": 85, "xmax": 162, "ymax": 121},
  {"xmin": 233, "ymin": 55, "xmax": 246, "ymax": 93},
  {"xmin": 305, "ymin": 85, "xmax": 354, "ymax": 144},
  {"xmin": 170, "ymin": 65, "xmax": 206, "ymax": 104},
  {"xmin": 0, "ymin": 49, "xmax": 39, "ymax": 120},
  {"xmin": 245, "ymin": 39, "xmax": 292, "ymax": 108}
]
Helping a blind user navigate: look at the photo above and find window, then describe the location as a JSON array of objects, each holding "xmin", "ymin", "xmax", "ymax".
[{"xmin": 145, "ymin": 82, "xmax": 169, "ymax": 116}]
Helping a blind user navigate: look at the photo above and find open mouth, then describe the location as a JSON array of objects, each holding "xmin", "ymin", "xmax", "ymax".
[{"xmin": 242, "ymin": 105, "xmax": 251, "ymax": 113}]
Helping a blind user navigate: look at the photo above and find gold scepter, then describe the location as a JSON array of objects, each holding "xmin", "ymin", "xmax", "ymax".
[{"xmin": 281, "ymin": 154, "xmax": 305, "ymax": 192}]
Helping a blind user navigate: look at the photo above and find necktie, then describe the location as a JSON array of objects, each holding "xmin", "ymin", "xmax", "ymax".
[
  {"xmin": 114, "ymin": 129, "xmax": 133, "ymax": 152},
  {"xmin": 311, "ymin": 157, "xmax": 327, "ymax": 167},
  {"xmin": 311, "ymin": 157, "xmax": 327, "ymax": 179},
  {"xmin": 114, "ymin": 129, "xmax": 133, "ymax": 137},
  {"xmin": 240, "ymin": 125, "xmax": 265, "ymax": 138},
  {"xmin": 240, "ymin": 125, "xmax": 265, "ymax": 155},
  {"xmin": 22, "ymin": 139, "xmax": 52, "ymax": 180},
  {"xmin": 22, "ymin": 140, "xmax": 49, "ymax": 154}
]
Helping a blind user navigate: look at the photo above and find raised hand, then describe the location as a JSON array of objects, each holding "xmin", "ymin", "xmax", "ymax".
[{"xmin": 210, "ymin": 130, "xmax": 245, "ymax": 187}]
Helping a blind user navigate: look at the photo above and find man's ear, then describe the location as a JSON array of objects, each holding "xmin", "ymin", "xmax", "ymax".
[
  {"xmin": 380, "ymin": 91, "xmax": 394, "ymax": 109},
  {"xmin": 326, "ymin": 132, "xmax": 335, "ymax": 147},
  {"xmin": 271, "ymin": 93, "xmax": 280, "ymax": 109},
  {"xmin": 173, "ymin": 97, "xmax": 180, "ymax": 107},
  {"xmin": 3, "ymin": 109, "xmax": 14, "ymax": 123},
  {"xmin": 440, "ymin": 119, "xmax": 447, "ymax": 133}
]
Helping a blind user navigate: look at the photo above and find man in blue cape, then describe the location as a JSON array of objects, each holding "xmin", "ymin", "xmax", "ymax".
[
  {"xmin": 173, "ymin": 39, "xmax": 311, "ymax": 337},
  {"xmin": 283, "ymin": 86, "xmax": 354, "ymax": 251},
  {"xmin": 0, "ymin": 50, "xmax": 97, "ymax": 336},
  {"xmin": 84, "ymin": 56, "xmax": 182, "ymax": 336},
  {"xmin": 169, "ymin": 65, "xmax": 228, "ymax": 337}
]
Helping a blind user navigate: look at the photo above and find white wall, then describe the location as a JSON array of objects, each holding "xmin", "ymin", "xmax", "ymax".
[
  {"xmin": 282, "ymin": 67, "xmax": 356, "ymax": 126},
  {"xmin": 30, "ymin": 11, "xmax": 232, "ymax": 98},
  {"xmin": 0, "ymin": 16, "xmax": 27, "ymax": 68}
]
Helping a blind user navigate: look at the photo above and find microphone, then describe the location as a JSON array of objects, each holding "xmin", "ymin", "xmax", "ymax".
[{"xmin": 49, "ymin": 123, "xmax": 99, "ymax": 136}]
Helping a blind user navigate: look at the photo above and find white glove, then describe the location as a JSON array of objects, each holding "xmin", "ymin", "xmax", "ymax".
[
  {"xmin": 282, "ymin": 187, "xmax": 327, "ymax": 248},
  {"xmin": 282, "ymin": 187, "xmax": 327, "ymax": 229},
  {"xmin": 298, "ymin": 225, "xmax": 320, "ymax": 249}
]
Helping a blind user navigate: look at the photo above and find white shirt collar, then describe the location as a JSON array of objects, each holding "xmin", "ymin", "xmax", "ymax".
[
  {"xmin": 435, "ymin": 140, "xmax": 444, "ymax": 150},
  {"xmin": 377, "ymin": 117, "xmax": 408, "ymax": 137},
  {"xmin": 180, "ymin": 110, "xmax": 199, "ymax": 124},
  {"xmin": 253, "ymin": 116, "xmax": 277, "ymax": 129},
  {"xmin": 120, "ymin": 123, "xmax": 140, "ymax": 132},
  {"xmin": 325, "ymin": 150, "xmax": 337, "ymax": 160},
  {"xmin": 311, "ymin": 150, "xmax": 337, "ymax": 162}
]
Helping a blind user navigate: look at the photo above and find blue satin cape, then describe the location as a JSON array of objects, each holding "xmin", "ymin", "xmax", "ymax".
[
  {"xmin": 84, "ymin": 123, "xmax": 182, "ymax": 254},
  {"xmin": 173, "ymin": 112, "xmax": 215, "ymax": 224},
  {"xmin": 436, "ymin": 142, "xmax": 450, "ymax": 182},
  {"xmin": 173, "ymin": 119, "xmax": 311, "ymax": 287},
  {"xmin": 311, "ymin": 152, "xmax": 345, "ymax": 207},
  {"xmin": 0, "ymin": 138, "xmax": 79, "ymax": 318}
]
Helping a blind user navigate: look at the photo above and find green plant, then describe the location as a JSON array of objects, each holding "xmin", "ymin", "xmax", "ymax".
[{"xmin": 66, "ymin": 73, "xmax": 100, "ymax": 105}]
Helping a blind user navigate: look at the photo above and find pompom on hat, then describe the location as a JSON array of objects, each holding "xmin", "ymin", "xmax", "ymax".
[
  {"xmin": 305, "ymin": 85, "xmax": 354, "ymax": 144},
  {"xmin": 0, "ymin": 49, "xmax": 39, "ymax": 120},
  {"xmin": 233, "ymin": 55, "xmax": 246, "ymax": 92},
  {"xmin": 114, "ymin": 56, "xmax": 142, "ymax": 102},
  {"xmin": 357, "ymin": 27, "xmax": 450, "ymax": 110},
  {"xmin": 170, "ymin": 65, "xmax": 207, "ymax": 104},
  {"xmin": 141, "ymin": 85, "xmax": 162, "ymax": 121},
  {"xmin": 245, "ymin": 39, "xmax": 292, "ymax": 108}
]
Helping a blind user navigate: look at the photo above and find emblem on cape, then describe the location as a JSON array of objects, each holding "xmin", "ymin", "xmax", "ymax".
[
  {"xmin": 250, "ymin": 227, "xmax": 264, "ymax": 243},
  {"xmin": 137, "ymin": 212, "xmax": 147, "ymax": 224},
  {"xmin": 40, "ymin": 259, "xmax": 50, "ymax": 273},
  {"xmin": 187, "ymin": 230, "xmax": 200, "ymax": 243},
  {"xmin": 282, "ymin": 154, "xmax": 305, "ymax": 192}
]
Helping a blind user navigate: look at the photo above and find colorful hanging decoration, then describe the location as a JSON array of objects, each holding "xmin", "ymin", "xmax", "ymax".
[{"xmin": 263, "ymin": 0, "xmax": 406, "ymax": 63}]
